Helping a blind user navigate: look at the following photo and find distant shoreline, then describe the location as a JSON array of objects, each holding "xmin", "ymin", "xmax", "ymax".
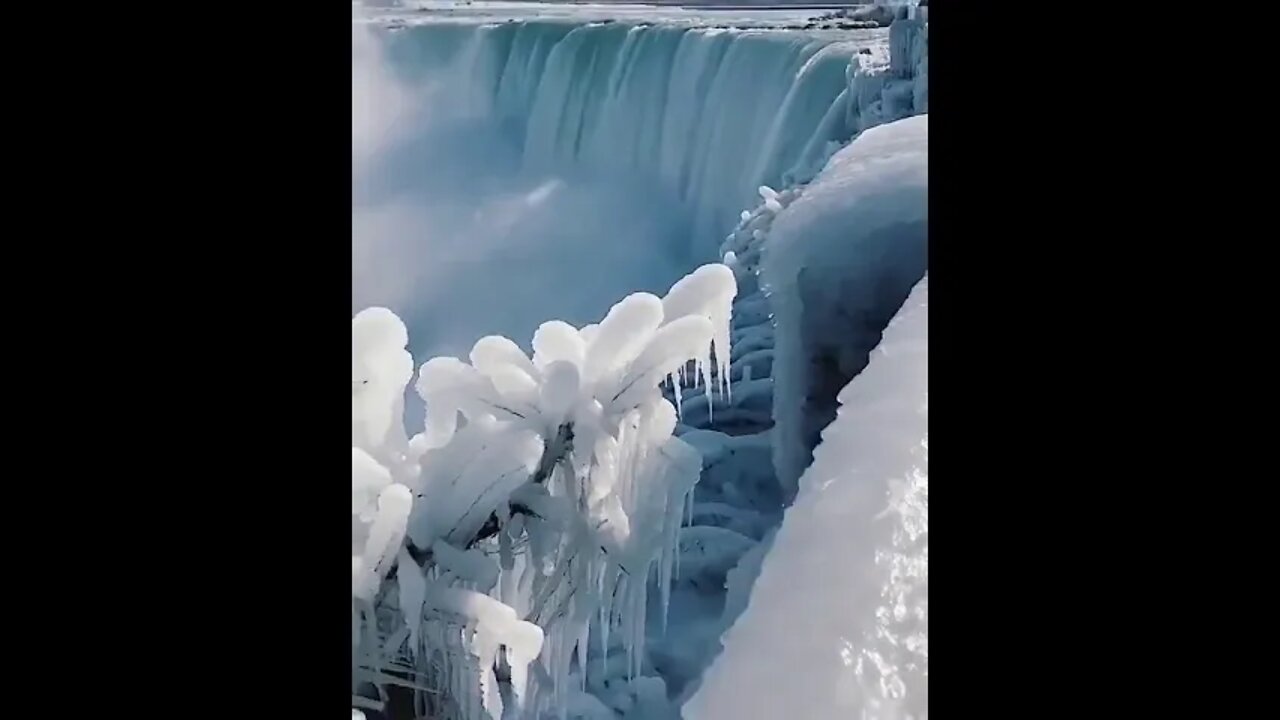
[
  {"xmin": 473, "ymin": 1, "xmax": 876, "ymax": 8},
  {"xmin": 369, "ymin": 1, "xmax": 901, "ymax": 14}
]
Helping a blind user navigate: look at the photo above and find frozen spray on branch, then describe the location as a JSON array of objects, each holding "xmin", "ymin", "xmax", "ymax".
[{"xmin": 352, "ymin": 263, "xmax": 737, "ymax": 719}]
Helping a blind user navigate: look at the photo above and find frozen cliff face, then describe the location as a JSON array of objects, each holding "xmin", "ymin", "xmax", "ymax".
[
  {"xmin": 765, "ymin": 114, "xmax": 927, "ymax": 495},
  {"xmin": 667, "ymin": 117, "xmax": 926, "ymax": 716},
  {"xmin": 650, "ymin": 22, "xmax": 927, "ymax": 710},
  {"xmin": 847, "ymin": 11, "xmax": 928, "ymax": 142},
  {"xmin": 708, "ymin": 11, "xmax": 926, "ymax": 495},
  {"xmin": 685, "ymin": 275, "xmax": 927, "ymax": 720}
]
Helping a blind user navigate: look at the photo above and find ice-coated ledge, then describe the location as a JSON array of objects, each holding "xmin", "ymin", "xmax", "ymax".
[
  {"xmin": 766, "ymin": 114, "xmax": 927, "ymax": 494},
  {"xmin": 685, "ymin": 274, "xmax": 927, "ymax": 720}
]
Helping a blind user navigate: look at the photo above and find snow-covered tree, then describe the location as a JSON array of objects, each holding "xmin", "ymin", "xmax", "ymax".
[{"xmin": 352, "ymin": 264, "xmax": 736, "ymax": 719}]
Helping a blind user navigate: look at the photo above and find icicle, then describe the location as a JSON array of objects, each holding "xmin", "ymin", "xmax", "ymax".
[
  {"xmin": 659, "ymin": 512, "xmax": 674, "ymax": 632},
  {"xmin": 631, "ymin": 584, "xmax": 645, "ymax": 681},
  {"xmin": 662, "ymin": 496, "xmax": 680, "ymax": 567},
  {"xmin": 397, "ymin": 547, "xmax": 426, "ymax": 655},
  {"xmin": 574, "ymin": 617, "xmax": 587, "ymax": 683},
  {"xmin": 671, "ymin": 499, "xmax": 683, "ymax": 586}
]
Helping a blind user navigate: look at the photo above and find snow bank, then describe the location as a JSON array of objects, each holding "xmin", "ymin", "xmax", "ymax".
[
  {"xmin": 685, "ymin": 275, "xmax": 927, "ymax": 720},
  {"xmin": 766, "ymin": 114, "xmax": 927, "ymax": 494}
]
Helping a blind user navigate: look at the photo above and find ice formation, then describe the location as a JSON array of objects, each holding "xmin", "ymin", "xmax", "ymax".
[
  {"xmin": 705, "ymin": 9, "xmax": 926, "ymax": 456},
  {"xmin": 352, "ymin": 309, "xmax": 420, "ymax": 715},
  {"xmin": 766, "ymin": 114, "xmax": 928, "ymax": 493},
  {"xmin": 353, "ymin": 307, "xmax": 415, "ymax": 472},
  {"xmin": 660, "ymin": 70, "xmax": 926, "ymax": 712},
  {"xmin": 686, "ymin": 275, "xmax": 928, "ymax": 720},
  {"xmin": 351, "ymin": 264, "xmax": 736, "ymax": 720},
  {"xmin": 352, "ymin": 309, "xmax": 417, "ymax": 604}
]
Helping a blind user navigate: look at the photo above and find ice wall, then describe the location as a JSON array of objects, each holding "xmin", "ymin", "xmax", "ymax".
[
  {"xmin": 685, "ymin": 274, "xmax": 928, "ymax": 720},
  {"xmin": 645, "ymin": 18, "xmax": 927, "ymax": 705},
  {"xmin": 765, "ymin": 114, "xmax": 928, "ymax": 494},
  {"xmin": 377, "ymin": 20, "xmax": 895, "ymax": 258},
  {"xmin": 708, "ymin": 7, "xmax": 926, "ymax": 467}
]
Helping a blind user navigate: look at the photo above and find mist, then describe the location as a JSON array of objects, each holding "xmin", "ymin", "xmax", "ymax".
[{"xmin": 351, "ymin": 23, "xmax": 695, "ymax": 367}]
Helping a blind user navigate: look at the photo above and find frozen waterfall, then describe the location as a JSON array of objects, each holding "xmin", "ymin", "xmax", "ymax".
[{"xmin": 375, "ymin": 19, "xmax": 904, "ymax": 259}]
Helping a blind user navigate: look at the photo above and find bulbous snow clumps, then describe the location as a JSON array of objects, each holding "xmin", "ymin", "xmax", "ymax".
[
  {"xmin": 351, "ymin": 310, "xmax": 415, "ymax": 620},
  {"xmin": 405, "ymin": 263, "xmax": 734, "ymax": 717},
  {"xmin": 352, "ymin": 306, "xmax": 415, "ymax": 480},
  {"xmin": 414, "ymin": 262, "xmax": 737, "ymax": 452}
]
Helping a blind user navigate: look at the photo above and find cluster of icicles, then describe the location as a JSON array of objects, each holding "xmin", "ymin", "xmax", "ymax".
[
  {"xmin": 353, "ymin": 263, "xmax": 737, "ymax": 720},
  {"xmin": 711, "ymin": 185, "xmax": 801, "ymax": 395},
  {"xmin": 722, "ymin": 185, "xmax": 801, "ymax": 298}
]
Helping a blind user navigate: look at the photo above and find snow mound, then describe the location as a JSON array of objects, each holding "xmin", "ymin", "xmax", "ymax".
[
  {"xmin": 766, "ymin": 114, "xmax": 927, "ymax": 494},
  {"xmin": 685, "ymin": 274, "xmax": 927, "ymax": 720}
]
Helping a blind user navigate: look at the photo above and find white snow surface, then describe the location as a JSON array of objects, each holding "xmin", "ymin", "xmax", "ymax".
[
  {"xmin": 685, "ymin": 274, "xmax": 927, "ymax": 720},
  {"xmin": 765, "ymin": 114, "xmax": 927, "ymax": 494}
]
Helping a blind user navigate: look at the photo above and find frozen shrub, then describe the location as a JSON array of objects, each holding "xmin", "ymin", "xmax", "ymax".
[{"xmin": 352, "ymin": 264, "xmax": 736, "ymax": 719}]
